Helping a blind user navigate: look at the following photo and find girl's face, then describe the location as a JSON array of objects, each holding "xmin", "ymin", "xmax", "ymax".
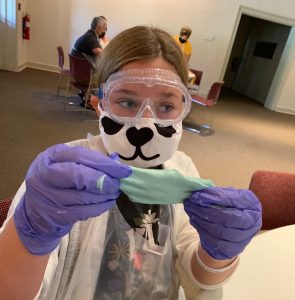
[{"xmin": 98, "ymin": 58, "xmax": 186, "ymax": 168}]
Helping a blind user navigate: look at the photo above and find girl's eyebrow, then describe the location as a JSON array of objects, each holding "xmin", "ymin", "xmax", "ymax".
[
  {"xmin": 113, "ymin": 89, "xmax": 180, "ymax": 99},
  {"xmin": 113, "ymin": 89, "xmax": 137, "ymax": 96},
  {"xmin": 159, "ymin": 92, "xmax": 179, "ymax": 98}
]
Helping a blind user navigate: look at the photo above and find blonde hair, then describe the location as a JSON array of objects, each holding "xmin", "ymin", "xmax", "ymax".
[{"xmin": 96, "ymin": 26, "xmax": 188, "ymax": 85}]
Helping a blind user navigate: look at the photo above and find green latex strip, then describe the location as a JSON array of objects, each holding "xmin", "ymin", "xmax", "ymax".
[
  {"xmin": 120, "ymin": 167, "xmax": 214, "ymax": 205},
  {"xmin": 97, "ymin": 174, "xmax": 106, "ymax": 192}
]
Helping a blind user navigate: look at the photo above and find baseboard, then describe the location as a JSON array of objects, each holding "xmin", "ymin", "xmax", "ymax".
[
  {"xmin": 275, "ymin": 106, "xmax": 295, "ymax": 115},
  {"xmin": 27, "ymin": 61, "xmax": 60, "ymax": 73},
  {"xmin": 17, "ymin": 62, "xmax": 27, "ymax": 72},
  {"xmin": 17, "ymin": 61, "xmax": 59, "ymax": 73}
]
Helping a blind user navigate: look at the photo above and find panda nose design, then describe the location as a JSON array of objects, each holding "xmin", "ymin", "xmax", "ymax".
[{"xmin": 126, "ymin": 127, "xmax": 154, "ymax": 147}]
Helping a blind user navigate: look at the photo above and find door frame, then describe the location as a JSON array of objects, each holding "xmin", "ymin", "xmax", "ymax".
[{"xmin": 220, "ymin": 6, "xmax": 295, "ymax": 111}]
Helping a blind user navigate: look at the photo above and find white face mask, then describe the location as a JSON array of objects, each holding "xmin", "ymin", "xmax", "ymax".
[{"xmin": 99, "ymin": 110, "xmax": 183, "ymax": 168}]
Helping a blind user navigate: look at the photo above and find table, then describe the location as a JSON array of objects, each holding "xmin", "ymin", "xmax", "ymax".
[{"xmin": 194, "ymin": 225, "xmax": 295, "ymax": 300}]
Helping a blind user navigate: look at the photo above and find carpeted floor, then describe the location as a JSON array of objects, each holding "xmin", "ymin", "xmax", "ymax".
[{"xmin": 0, "ymin": 67, "xmax": 295, "ymax": 299}]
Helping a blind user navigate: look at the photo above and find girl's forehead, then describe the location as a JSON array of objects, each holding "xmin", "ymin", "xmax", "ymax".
[
  {"xmin": 112, "ymin": 83, "xmax": 182, "ymax": 96},
  {"xmin": 121, "ymin": 58, "xmax": 178, "ymax": 74}
]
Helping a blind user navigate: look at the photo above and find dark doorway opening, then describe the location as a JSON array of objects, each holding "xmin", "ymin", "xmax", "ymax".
[{"xmin": 223, "ymin": 15, "xmax": 291, "ymax": 105}]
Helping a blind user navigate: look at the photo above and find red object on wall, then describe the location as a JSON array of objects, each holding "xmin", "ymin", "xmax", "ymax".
[{"xmin": 23, "ymin": 14, "xmax": 30, "ymax": 40}]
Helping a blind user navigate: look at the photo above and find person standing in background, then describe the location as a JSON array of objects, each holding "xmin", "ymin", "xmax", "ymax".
[{"xmin": 174, "ymin": 26, "xmax": 192, "ymax": 65}]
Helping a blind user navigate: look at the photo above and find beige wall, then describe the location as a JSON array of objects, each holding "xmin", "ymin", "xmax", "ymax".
[{"xmin": 16, "ymin": 0, "xmax": 295, "ymax": 114}]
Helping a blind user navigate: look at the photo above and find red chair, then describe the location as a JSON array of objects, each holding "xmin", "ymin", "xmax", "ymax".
[
  {"xmin": 56, "ymin": 46, "xmax": 70, "ymax": 99},
  {"xmin": 191, "ymin": 81, "xmax": 224, "ymax": 107},
  {"xmin": 188, "ymin": 69, "xmax": 203, "ymax": 95},
  {"xmin": 189, "ymin": 69, "xmax": 203, "ymax": 86},
  {"xmin": 0, "ymin": 198, "xmax": 12, "ymax": 228},
  {"xmin": 60, "ymin": 54, "xmax": 96, "ymax": 111},
  {"xmin": 184, "ymin": 81, "xmax": 224, "ymax": 135},
  {"xmin": 249, "ymin": 170, "xmax": 295, "ymax": 230}
]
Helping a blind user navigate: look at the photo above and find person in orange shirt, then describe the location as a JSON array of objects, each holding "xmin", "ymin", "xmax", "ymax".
[{"xmin": 174, "ymin": 26, "xmax": 192, "ymax": 64}]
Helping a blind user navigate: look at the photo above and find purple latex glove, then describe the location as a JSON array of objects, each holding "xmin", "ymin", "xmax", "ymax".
[
  {"xmin": 184, "ymin": 187, "xmax": 262, "ymax": 260},
  {"xmin": 14, "ymin": 144, "xmax": 132, "ymax": 255}
]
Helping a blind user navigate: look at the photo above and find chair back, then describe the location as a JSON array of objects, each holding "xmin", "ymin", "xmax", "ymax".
[
  {"xmin": 207, "ymin": 81, "xmax": 224, "ymax": 102},
  {"xmin": 249, "ymin": 170, "xmax": 295, "ymax": 230},
  {"xmin": 190, "ymin": 69, "xmax": 203, "ymax": 86},
  {"xmin": 0, "ymin": 198, "xmax": 12, "ymax": 228},
  {"xmin": 69, "ymin": 54, "xmax": 92, "ymax": 84},
  {"xmin": 57, "ymin": 46, "xmax": 65, "ymax": 68}
]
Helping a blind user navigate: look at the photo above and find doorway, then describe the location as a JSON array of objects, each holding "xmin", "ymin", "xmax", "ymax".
[{"xmin": 223, "ymin": 14, "xmax": 291, "ymax": 105}]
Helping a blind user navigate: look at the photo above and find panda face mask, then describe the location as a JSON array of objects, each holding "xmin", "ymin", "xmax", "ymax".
[{"xmin": 99, "ymin": 110, "xmax": 183, "ymax": 168}]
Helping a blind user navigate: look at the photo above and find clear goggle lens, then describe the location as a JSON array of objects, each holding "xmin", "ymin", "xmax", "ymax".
[{"xmin": 97, "ymin": 68, "xmax": 192, "ymax": 126}]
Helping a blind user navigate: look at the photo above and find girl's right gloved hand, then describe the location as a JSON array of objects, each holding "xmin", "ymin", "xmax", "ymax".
[{"xmin": 14, "ymin": 144, "xmax": 132, "ymax": 255}]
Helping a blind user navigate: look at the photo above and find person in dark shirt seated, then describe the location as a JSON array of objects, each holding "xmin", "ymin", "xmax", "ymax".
[
  {"xmin": 72, "ymin": 16, "xmax": 107, "ymax": 59},
  {"xmin": 71, "ymin": 16, "xmax": 108, "ymax": 108}
]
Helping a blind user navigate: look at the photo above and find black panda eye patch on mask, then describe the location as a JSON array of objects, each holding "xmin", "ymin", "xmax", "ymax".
[
  {"xmin": 101, "ymin": 116, "xmax": 124, "ymax": 135},
  {"xmin": 155, "ymin": 124, "xmax": 176, "ymax": 138}
]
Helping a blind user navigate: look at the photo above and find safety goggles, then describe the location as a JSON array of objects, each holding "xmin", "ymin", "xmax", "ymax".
[{"xmin": 97, "ymin": 68, "xmax": 192, "ymax": 126}]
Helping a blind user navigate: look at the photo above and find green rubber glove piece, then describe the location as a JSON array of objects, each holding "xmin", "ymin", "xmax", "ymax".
[{"xmin": 120, "ymin": 167, "xmax": 214, "ymax": 205}]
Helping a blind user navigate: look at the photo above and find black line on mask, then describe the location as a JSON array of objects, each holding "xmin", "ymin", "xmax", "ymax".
[{"xmin": 119, "ymin": 146, "xmax": 160, "ymax": 161}]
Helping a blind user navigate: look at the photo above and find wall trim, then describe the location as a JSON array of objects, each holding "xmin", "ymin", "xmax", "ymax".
[
  {"xmin": 17, "ymin": 62, "xmax": 28, "ymax": 72},
  {"xmin": 275, "ymin": 106, "xmax": 295, "ymax": 115},
  {"xmin": 18, "ymin": 61, "xmax": 60, "ymax": 73}
]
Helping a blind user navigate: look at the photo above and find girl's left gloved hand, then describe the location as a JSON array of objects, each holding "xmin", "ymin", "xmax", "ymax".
[{"xmin": 184, "ymin": 187, "xmax": 262, "ymax": 260}]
